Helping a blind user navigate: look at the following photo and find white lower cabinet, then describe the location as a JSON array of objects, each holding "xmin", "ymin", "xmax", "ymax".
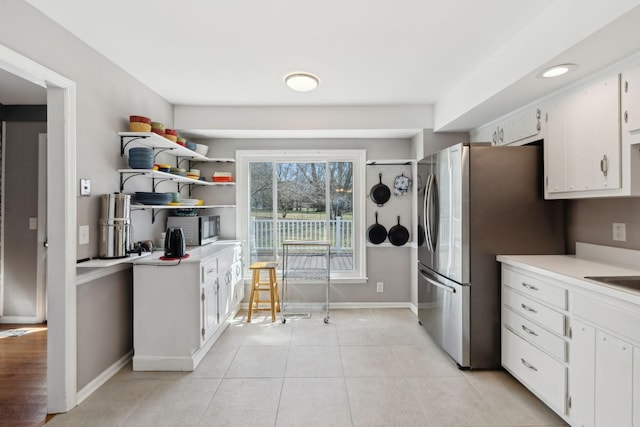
[
  {"xmin": 133, "ymin": 243, "xmax": 243, "ymax": 371},
  {"xmin": 501, "ymin": 266, "xmax": 569, "ymax": 416},
  {"xmin": 594, "ymin": 330, "xmax": 633, "ymax": 427},
  {"xmin": 502, "ymin": 263, "xmax": 640, "ymax": 427},
  {"xmin": 568, "ymin": 319, "xmax": 595, "ymax": 427}
]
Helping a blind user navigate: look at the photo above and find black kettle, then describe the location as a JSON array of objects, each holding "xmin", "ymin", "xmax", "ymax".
[{"xmin": 164, "ymin": 227, "xmax": 186, "ymax": 258}]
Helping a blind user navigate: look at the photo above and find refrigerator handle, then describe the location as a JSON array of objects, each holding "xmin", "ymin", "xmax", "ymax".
[
  {"xmin": 418, "ymin": 267, "xmax": 456, "ymax": 293},
  {"xmin": 424, "ymin": 174, "xmax": 434, "ymax": 251},
  {"xmin": 422, "ymin": 175, "xmax": 437, "ymax": 252}
]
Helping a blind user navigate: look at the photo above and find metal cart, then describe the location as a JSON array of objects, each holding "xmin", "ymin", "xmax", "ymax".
[{"xmin": 281, "ymin": 240, "xmax": 331, "ymax": 323}]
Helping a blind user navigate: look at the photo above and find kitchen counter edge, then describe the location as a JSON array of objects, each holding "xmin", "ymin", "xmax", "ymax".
[
  {"xmin": 497, "ymin": 253, "xmax": 640, "ymax": 304},
  {"xmin": 133, "ymin": 240, "xmax": 243, "ymax": 265}
]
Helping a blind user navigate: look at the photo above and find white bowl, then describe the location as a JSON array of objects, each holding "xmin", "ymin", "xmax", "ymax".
[{"xmin": 195, "ymin": 144, "xmax": 209, "ymax": 157}]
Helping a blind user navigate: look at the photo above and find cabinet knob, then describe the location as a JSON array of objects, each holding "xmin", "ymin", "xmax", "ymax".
[{"xmin": 624, "ymin": 110, "xmax": 629, "ymax": 123}]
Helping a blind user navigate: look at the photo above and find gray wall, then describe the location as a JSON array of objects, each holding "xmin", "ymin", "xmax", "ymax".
[
  {"xmin": 77, "ymin": 268, "xmax": 133, "ymax": 390},
  {"xmin": 200, "ymin": 137, "xmax": 415, "ymax": 303},
  {"xmin": 3, "ymin": 121, "xmax": 46, "ymax": 317},
  {"xmin": 566, "ymin": 198, "xmax": 640, "ymax": 253},
  {"xmin": 1, "ymin": 0, "xmax": 173, "ymax": 392}
]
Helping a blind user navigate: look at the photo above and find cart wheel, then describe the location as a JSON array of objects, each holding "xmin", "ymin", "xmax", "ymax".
[
  {"xmin": 282, "ymin": 318, "xmax": 286, "ymax": 324},
  {"xmin": 324, "ymin": 317, "xmax": 329, "ymax": 324}
]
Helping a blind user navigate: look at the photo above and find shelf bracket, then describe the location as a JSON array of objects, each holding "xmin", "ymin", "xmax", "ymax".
[
  {"xmin": 151, "ymin": 208, "xmax": 168, "ymax": 224},
  {"xmin": 152, "ymin": 177, "xmax": 173, "ymax": 192},
  {"xmin": 120, "ymin": 135, "xmax": 150, "ymax": 156},
  {"xmin": 120, "ymin": 171, "xmax": 147, "ymax": 192},
  {"xmin": 153, "ymin": 147, "xmax": 176, "ymax": 163}
]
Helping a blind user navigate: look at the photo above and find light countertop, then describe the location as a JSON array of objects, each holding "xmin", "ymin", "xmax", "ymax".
[
  {"xmin": 498, "ymin": 243, "xmax": 640, "ymax": 303},
  {"xmin": 133, "ymin": 240, "xmax": 242, "ymax": 265}
]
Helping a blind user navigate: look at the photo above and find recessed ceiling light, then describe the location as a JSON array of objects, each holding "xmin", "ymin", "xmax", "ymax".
[
  {"xmin": 284, "ymin": 72, "xmax": 319, "ymax": 92},
  {"xmin": 538, "ymin": 63, "xmax": 577, "ymax": 79}
]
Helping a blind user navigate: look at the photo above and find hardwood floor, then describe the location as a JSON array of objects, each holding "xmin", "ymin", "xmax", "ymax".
[{"xmin": 0, "ymin": 324, "xmax": 48, "ymax": 427}]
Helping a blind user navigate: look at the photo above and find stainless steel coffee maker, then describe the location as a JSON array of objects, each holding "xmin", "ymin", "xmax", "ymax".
[{"xmin": 99, "ymin": 193, "xmax": 131, "ymax": 258}]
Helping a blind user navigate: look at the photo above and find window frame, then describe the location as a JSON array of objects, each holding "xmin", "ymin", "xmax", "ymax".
[{"xmin": 236, "ymin": 149, "xmax": 367, "ymax": 283}]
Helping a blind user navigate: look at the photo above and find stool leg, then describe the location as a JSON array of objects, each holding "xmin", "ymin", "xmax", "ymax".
[
  {"xmin": 272, "ymin": 270, "xmax": 281, "ymax": 312},
  {"xmin": 247, "ymin": 269, "xmax": 258, "ymax": 322},
  {"xmin": 269, "ymin": 269, "xmax": 276, "ymax": 322}
]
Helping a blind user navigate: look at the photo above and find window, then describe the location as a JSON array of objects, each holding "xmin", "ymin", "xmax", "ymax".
[{"xmin": 236, "ymin": 150, "xmax": 366, "ymax": 282}]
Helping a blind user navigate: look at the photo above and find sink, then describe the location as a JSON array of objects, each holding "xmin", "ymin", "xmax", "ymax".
[{"xmin": 584, "ymin": 276, "xmax": 640, "ymax": 291}]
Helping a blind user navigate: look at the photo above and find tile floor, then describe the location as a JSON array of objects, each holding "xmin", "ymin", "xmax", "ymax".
[{"xmin": 47, "ymin": 308, "xmax": 569, "ymax": 427}]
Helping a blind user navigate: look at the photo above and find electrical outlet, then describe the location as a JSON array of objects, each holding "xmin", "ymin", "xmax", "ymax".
[
  {"xmin": 376, "ymin": 282, "xmax": 384, "ymax": 292},
  {"xmin": 80, "ymin": 179, "xmax": 91, "ymax": 196},
  {"xmin": 79, "ymin": 225, "xmax": 90, "ymax": 245},
  {"xmin": 29, "ymin": 217, "xmax": 37, "ymax": 230},
  {"xmin": 613, "ymin": 223, "xmax": 626, "ymax": 241}
]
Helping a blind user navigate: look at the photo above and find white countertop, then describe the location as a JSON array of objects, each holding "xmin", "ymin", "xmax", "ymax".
[
  {"xmin": 133, "ymin": 240, "xmax": 242, "ymax": 265},
  {"xmin": 498, "ymin": 242, "xmax": 640, "ymax": 303}
]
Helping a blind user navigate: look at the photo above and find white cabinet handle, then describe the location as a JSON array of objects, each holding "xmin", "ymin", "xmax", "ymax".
[
  {"xmin": 521, "ymin": 324, "xmax": 538, "ymax": 336},
  {"xmin": 521, "ymin": 303, "xmax": 537, "ymax": 313},
  {"xmin": 521, "ymin": 358, "xmax": 538, "ymax": 371},
  {"xmin": 521, "ymin": 282, "xmax": 539, "ymax": 291}
]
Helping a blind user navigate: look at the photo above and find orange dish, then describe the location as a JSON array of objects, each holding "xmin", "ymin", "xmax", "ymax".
[{"xmin": 213, "ymin": 176, "xmax": 233, "ymax": 182}]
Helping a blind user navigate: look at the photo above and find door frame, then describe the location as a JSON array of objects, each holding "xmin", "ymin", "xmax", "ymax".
[
  {"xmin": 0, "ymin": 44, "xmax": 77, "ymax": 413},
  {"xmin": 37, "ymin": 133, "xmax": 47, "ymax": 322}
]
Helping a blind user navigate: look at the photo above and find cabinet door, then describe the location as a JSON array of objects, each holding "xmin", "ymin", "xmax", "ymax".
[
  {"xmin": 594, "ymin": 330, "xmax": 632, "ymax": 427},
  {"xmin": 569, "ymin": 320, "xmax": 595, "ymax": 427},
  {"xmin": 545, "ymin": 74, "xmax": 621, "ymax": 196},
  {"xmin": 218, "ymin": 269, "xmax": 230, "ymax": 320},
  {"xmin": 622, "ymin": 66, "xmax": 640, "ymax": 134},
  {"xmin": 203, "ymin": 279, "xmax": 219, "ymax": 341},
  {"xmin": 588, "ymin": 75, "xmax": 621, "ymax": 191},
  {"xmin": 546, "ymin": 99, "xmax": 567, "ymax": 193}
]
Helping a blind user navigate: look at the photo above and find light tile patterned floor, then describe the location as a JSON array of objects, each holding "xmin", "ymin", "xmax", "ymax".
[{"xmin": 47, "ymin": 308, "xmax": 569, "ymax": 427}]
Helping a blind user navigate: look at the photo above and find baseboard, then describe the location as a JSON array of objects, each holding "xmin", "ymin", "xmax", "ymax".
[
  {"xmin": 76, "ymin": 350, "xmax": 133, "ymax": 405},
  {"xmin": 240, "ymin": 302, "xmax": 413, "ymax": 310},
  {"xmin": 0, "ymin": 315, "xmax": 43, "ymax": 324}
]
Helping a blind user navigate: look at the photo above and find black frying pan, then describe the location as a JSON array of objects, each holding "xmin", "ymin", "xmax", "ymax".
[
  {"xmin": 370, "ymin": 173, "xmax": 391, "ymax": 206},
  {"xmin": 388, "ymin": 216, "xmax": 410, "ymax": 246},
  {"xmin": 367, "ymin": 212, "xmax": 387, "ymax": 244}
]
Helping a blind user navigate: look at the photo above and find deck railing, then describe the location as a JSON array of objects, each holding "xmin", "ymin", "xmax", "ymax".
[{"xmin": 250, "ymin": 217, "xmax": 353, "ymax": 254}]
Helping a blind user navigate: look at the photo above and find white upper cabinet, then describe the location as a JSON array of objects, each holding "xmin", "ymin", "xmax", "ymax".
[{"xmin": 545, "ymin": 74, "xmax": 621, "ymax": 197}]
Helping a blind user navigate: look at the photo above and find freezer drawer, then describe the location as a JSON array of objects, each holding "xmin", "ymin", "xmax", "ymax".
[{"xmin": 417, "ymin": 265, "xmax": 469, "ymax": 367}]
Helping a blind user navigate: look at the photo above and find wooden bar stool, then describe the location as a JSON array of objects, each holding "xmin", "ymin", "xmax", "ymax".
[{"xmin": 247, "ymin": 262, "xmax": 280, "ymax": 322}]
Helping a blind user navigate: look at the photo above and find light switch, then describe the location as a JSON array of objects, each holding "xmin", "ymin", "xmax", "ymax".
[
  {"xmin": 79, "ymin": 225, "xmax": 90, "ymax": 245},
  {"xmin": 80, "ymin": 179, "xmax": 91, "ymax": 196},
  {"xmin": 29, "ymin": 217, "xmax": 37, "ymax": 230}
]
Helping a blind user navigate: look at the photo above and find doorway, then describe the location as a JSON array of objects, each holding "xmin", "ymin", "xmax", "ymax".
[{"xmin": 0, "ymin": 44, "xmax": 77, "ymax": 414}]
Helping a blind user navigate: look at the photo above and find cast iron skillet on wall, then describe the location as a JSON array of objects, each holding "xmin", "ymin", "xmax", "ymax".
[
  {"xmin": 370, "ymin": 173, "xmax": 391, "ymax": 206},
  {"xmin": 367, "ymin": 212, "xmax": 387, "ymax": 244},
  {"xmin": 388, "ymin": 216, "xmax": 410, "ymax": 246}
]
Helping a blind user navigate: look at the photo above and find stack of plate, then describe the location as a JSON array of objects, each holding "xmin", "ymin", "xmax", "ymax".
[
  {"xmin": 134, "ymin": 192, "xmax": 172, "ymax": 205},
  {"xmin": 128, "ymin": 147, "xmax": 154, "ymax": 169}
]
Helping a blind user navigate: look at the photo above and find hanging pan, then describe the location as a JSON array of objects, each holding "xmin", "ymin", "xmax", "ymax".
[
  {"xmin": 370, "ymin": 173, "xmax": 391, "ymax": 206},
  {"xmin": 388, "ymin": 216, "xmax": 410, "ymax": 246},
  {"xmin": 367, "ymin": 212, "xmax": 387, "ymax": 244}
]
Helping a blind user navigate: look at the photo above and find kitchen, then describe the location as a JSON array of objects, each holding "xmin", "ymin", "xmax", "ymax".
[{"xmin": 2, "ymin": 1, "xmax": 640, "ymax": 426}]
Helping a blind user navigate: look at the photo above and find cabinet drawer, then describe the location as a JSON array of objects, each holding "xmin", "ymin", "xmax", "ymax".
[
  {"xmin": 573, "ymin": 292, "xmax": 640, "ymax": 345},
  {"xmin": 503, "ymin": 267, "xmax": 567, "ymax": 309},
  {"xmin": 202, "ymin": 259, "xmax": 218, "ymax": 283},
  {"xmin": 502, "ymin": 328, "xmax": 567, "ymax": 414},
  {"xmin": 503, "ymin": 306, "xmax": 567, "ymax": 361},
  {"xmin": 503, "ymin": 287, "xmax": 566, "ymax": 336}
]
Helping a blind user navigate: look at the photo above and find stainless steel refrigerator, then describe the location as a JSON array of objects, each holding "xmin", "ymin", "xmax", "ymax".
[{"xmin": 417, "ymin": 142, "xmax": 564, "ymax": 369}]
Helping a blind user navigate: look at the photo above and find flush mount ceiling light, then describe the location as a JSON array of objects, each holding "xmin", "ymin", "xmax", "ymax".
[
  {"xmin": 538, "ymin": 63, "xmax": 577, "ymax": 79},
  {"xmin": 284, "ymin": 72, "xmax": 319, "ymax": 92}
]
